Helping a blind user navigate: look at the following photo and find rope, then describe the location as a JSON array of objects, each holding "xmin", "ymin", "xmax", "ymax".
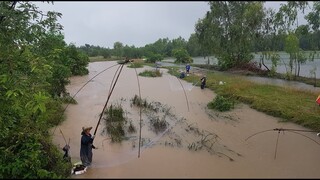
[
  {"xmin": 245, "ymin": 127, "xmax": 320, "ymax": 160},
  {"xmin": 274, "ymin": 130, "xmax": 280, "ymax": 159},
  {"xmin": 52, "ymin": 63, "xmax": 119, "ymax": 136},
  {"xmin": 175, "ymin": 76, "xmax": 190, "ymax": 112},
  {"xmin": 245, "ymin": 128, "xmax": 320, "ymax": 141}
]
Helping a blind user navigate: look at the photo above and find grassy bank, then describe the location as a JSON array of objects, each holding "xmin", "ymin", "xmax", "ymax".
[
  {"xmin": 89, "ymin": 56, "xmax": 122, "ymax": 62},
  {"xmin": 167, "ymin": 66, "xmax": 320, "ymax": 131},
  {"xmin": 192, "ymin": 64, "xmax": 320, "ymax": 87}
]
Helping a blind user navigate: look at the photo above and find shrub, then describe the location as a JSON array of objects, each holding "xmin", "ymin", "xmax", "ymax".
[
  {"xmin": 207, "ymin": 95, "xmax": 234, "ymax": 112},
  {"xmin": 139, "ymin": 69, "xmax": 162, "ymax": 77}
]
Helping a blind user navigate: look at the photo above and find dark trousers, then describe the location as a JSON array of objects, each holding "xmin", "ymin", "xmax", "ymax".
[{"xmin": 201, "ymin": 83, "xmax": 205, "ymax": 89}]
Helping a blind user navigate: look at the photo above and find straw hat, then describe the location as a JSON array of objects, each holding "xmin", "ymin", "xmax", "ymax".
[{"xmin": 82, "ymin": 126, "xmax": 92, "ymax": 132}]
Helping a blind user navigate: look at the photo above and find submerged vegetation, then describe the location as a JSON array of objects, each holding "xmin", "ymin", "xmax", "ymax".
[
  {"xmin": 139, "ymin": 69, "xmax": 162, "ymax": 77},
  {"xmin": 102, "ymin": 104, "xmax": 130, "ymax": 143},
  {"xmin": 106, "ymin": 95, "xmax": 238, "ymax": 160},
  {"xmin": 102, "ymin": 95, "xmax": 171, "ymax": 143},
  {"xmin": 127, "ymin": 62, "xmax": 144, "ymax": 68}
]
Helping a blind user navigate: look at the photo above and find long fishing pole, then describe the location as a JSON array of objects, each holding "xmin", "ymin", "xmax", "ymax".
[
  {"xmin": 60, "ymin": 128, "xmax": 68, "ymax": 146},
  {"xmin": 52, "ymin": 63, "xmax": 120, "ymax": 136},
  {"xmin": 93, "ymin": 64, "xmax": 122, "ymax": 137},
  {"xmin": 93, "ymin": 59, "xmax": 130, "ymax": 136},
  {"xmin": 108, "ymin": 65, "xmax": 122, "ymax": 96},
  {"xmin": 193, "ymin": 80, "xmax": 200, "ymax": 87},
  {"xmin": 274, "ymin": 130, "xmax": 281, "ymax": 159},
  {"xmin": 175, "ymin": 76, "xmax": 190, "ymax": 112}
]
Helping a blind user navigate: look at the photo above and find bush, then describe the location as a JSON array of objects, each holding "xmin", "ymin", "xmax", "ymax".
[
  {"xmin": 127, "ymin": 62, "xmax": 143, "ymax": 68},
  {"xmin": 0, "ymin": 125, "xmax": 71, "ymax": 178},
  {"xmin": 139, "ymin": 69, "xmax": 162, "ymax": 77},
  {"xmin": 207, "ymin": 95, "xmax": 234, "ymax": 112}
]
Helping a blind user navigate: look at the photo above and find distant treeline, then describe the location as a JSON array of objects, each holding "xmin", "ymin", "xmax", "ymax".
[
  {"xmin": 77, "ymin": 27, "xmax": 319, "ymax": 61},
  {"xmin": 77, "ymin": 35, "xmax": 201, "ymax": 63}
]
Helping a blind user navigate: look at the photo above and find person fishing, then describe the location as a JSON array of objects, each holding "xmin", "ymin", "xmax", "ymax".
[
  {"xmin": 200, "ymin": 75, "xmax": 206, "ymax": 89},
  {"xmin": 186, "ymin": 64, "xmax": 190, "ymax": 74},
  {"xmin": 80, "ymin": 126, "xmax": 96, "ymax": 167},
  {"xmin": 180, "ymin": 70, "xmax": 185, "ymax": 79},
  {"xmin": 62, "ymin": 144, "xmax": 71, "ymax": 163}
]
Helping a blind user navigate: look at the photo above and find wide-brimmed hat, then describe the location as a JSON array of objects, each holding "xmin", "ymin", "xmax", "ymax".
[{"xmin": 82, "ymin": 126, "xmax": 92, "ymax": 132}]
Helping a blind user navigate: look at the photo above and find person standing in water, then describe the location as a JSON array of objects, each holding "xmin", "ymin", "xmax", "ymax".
[{"xmin": 80, "ymin": 126, "xmax": 96, "ymax": 167}]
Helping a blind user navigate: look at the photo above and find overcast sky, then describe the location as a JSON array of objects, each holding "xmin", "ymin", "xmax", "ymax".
[{"xmin": 34, "ymin": 1, "xmax": 312, "ymax": 49}]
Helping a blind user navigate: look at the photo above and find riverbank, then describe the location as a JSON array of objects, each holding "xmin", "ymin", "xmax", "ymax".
[
  {"xmin": 165, "ymin": 65, "xmax": 320, "ymax": 132},
  {"xmin": 192, "ymin": 64, "xmax": 320, "ymax": 87}
]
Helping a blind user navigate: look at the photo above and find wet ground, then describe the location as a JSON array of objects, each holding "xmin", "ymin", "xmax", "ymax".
[{"xmin": 51, "ymin": 61, "xmax": 320, "ymax": 178}]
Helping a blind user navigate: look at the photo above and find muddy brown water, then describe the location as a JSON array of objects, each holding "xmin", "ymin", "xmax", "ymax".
[{"xmin": 51, "ymin": 61, "xmax": 320, "ymax": 178}]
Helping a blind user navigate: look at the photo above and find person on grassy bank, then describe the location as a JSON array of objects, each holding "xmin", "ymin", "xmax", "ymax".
[{"xmin": 200, "ymin": 75, "xmax": 206, "ymax": 89}]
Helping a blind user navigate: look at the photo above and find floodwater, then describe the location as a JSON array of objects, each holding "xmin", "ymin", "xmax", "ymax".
[
  {"xmin": 51, "ymin": 61, "xmax": 320, "ymax": 178},
  {"xmin": 164, "ymin": 53, "xmax": 320, "ymax": 78}
]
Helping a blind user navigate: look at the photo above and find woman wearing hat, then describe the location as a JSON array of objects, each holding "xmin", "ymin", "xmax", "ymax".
[{"xmin": 80, "ymin": 126, "xmax": 96, "ymax": 167}]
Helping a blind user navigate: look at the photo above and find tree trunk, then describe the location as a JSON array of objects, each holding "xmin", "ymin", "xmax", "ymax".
[
  {"xmin": 261, "ymin": 53, "xmax": 270, "ymax": 71},
  {"xmin": 297, "ymin": 61, "xmax": 300, "ymax": 77}
]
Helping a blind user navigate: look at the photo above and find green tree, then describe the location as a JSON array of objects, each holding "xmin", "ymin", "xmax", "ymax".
[
  {"xmin": 305, "ymin": 1, "xmax": 320, "ymax": 50},
  {"xmin": 0, "ymin": 1, "xmax": 80, "ymax": 178},
  {"xmin": 172, "ymin": 48, "xmax": 193, "ymax": 64},
  {"xmin": 113, "ymin": 41, "xmax": 124, "ymax": 58},
  {"xmin": 66, "ymin": 44, "xmax": 89, "ymax": 76},
  {"xmin": 275, "ymin": 1, "xmax": 310, "ymax": 79},
  {"xmin": 295, "ymin": 24, "xmax": 310, "ymax": 50},
  {"xmin": 195, "ymin": 1, "xmax": 265, "ymax": 70},
  {"xmin": 195, "ymin": 12, "xmax": 214, "ymax": 64},
  {"xmin": 186, "ymin": 33, "xmax": 202, "ymax": 57}
]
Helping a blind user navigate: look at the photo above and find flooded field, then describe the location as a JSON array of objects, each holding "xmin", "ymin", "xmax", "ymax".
[
  {"xmin": 51, "ymin": 61, "xmax": 320, "ymax": 178},
  {"xmin": 163, "ymin": 52, "xmax": 320, "ymax": 78}
]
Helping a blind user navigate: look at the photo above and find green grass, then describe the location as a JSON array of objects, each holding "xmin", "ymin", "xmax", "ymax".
[
  {"xmin": 127, "ymin": 62, "xmax": 144, "ymax": 68},
  {"xmin": 139, "ymin": 69, "xmax": 162, "ymax": 77},
  {"xmin": 167, "ymin": 68, "xmax": 320, "ymax": 131}
]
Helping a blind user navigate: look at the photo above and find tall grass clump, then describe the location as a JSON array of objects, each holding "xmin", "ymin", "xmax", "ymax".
[
  {"xmin": 139, "ymin": 69, "xmax": 162, "ymax": 77},
  {"xmin": 102, "ymin": 104, "xmax": 127, "ymax": 143},
  {"xmin": 127, "ymin": 62, "xmax": 143, "ymax": 68}
]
